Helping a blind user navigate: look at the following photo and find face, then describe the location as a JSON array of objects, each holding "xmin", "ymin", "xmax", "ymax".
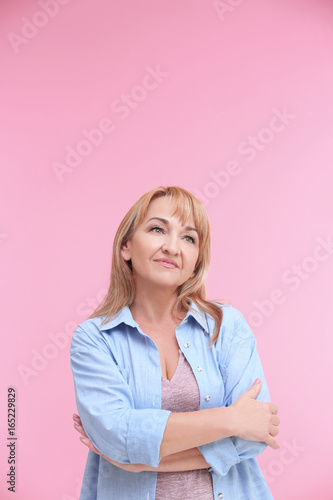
[{"xmin": 121, "ymin": 196, "xmax": 200, "ymax": 293}]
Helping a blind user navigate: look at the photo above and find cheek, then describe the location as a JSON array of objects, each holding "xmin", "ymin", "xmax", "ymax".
[
  {"xmin": 192, "ymin": 252, "xmax": 200, "ymax": 273},
  {"xmin": 184, "ymin": 249, "xmax": 199, "ymax": 272},
  {"xmin": 141, "ymin": 238, "xmax": 161, "ymax": 256},
  {"xmin": 190, "ymin": 247, "xmax": 200, "ymax": 263},
  {"xmin": 130, "ymin": 240, "xmax": 152, "ymax": 265}
]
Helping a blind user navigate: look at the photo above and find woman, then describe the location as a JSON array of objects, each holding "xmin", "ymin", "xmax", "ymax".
[{"xmin": 70, "ymin": 185, "xmax": 280, "ymax": 500}]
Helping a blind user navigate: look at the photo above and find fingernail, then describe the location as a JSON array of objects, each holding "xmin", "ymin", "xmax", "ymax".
[
  {"xmin": 73, "ymin": 413, "xmax": 79, "ymax": 419},
  {"xmin": 74, "ymin": 422, "xmax": 80, "ymax": 427},
  {"xmin": 80, "ymin": 437, "xmax": 89, "ymax": 444},
  {"xmin": 254, "ymin": 378, "xmax": 261, "ymax": 385}
]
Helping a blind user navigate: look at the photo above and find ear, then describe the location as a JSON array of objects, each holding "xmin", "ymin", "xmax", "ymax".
[{"xmin": 120, "ymin": 240, "xmax": 132, "ymax": 261}]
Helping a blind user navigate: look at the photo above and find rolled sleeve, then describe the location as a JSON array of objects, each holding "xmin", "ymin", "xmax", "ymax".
[
  {"xmin": 198, "ymin": 308, "xmax": 270, "ymax": 477},
  {"xmin": 70, "ymin": 326, "xmax": 171, "ymax": 467}
]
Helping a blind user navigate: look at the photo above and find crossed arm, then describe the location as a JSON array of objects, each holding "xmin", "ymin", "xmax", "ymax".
[
  {"xmin": 70, "ymin": 312, "xmax": 280, "ymax": 475},
  {"xmin": 72, "ymin": 377, "xmax": 279, "ymax": 474},
  {"xmin": 73, "ymin": 414, "xmax": 210, "ymax": 472}
]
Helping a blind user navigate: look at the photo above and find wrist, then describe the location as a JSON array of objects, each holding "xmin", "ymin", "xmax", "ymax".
[{"xmin": 219, "ymin": 406, "xmax": 235, "ymax": 438}]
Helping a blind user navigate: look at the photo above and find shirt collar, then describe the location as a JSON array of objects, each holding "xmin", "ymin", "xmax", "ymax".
[
  {"xmin": 98, "ymin": 300, "xmax": 209, "ymax": 333},
  {"xmin": 98, "ymin": 306, "xmax": 139, "ymax": 331},
  {"xmin": 186, "ymin": 301, "xmax": 209, "ymax": 332}
]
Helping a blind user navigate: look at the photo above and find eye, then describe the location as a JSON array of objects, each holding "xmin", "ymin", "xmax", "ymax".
[
  {"xmin": 149, "ymin": 225, "xmax": 165, "ymax": 234},
  {"xmin": 183, "ymin": 235, "xmax": 196, "ymax": 244}
]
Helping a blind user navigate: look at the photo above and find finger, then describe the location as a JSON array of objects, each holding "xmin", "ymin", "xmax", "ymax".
[
  {"xmin": 270, "ymin": 403, "xmax": 279, "ymax": 415},
  {"xmin": 265, "ymin": 434, "xmax": 280, "ymax": 450},
  {"xmin": 80, "ymin": 437, "xmax": 93, "ymax": 449},
  {"xmin": 73, "ymin": 414, "xmax": 81, "ymax": 423},
  {"xmin": 103, "ymin": 456, "xmax": 118, "ymax": 465},
  {"xmin": 74, "ymin": 422, "xmax": 87, "ymax": 437},
  {"xmin": 80, "ymin": 437, "xmax": 101, "ymax": 455},
  {"xmin": 247, "ymin": 379, "xmax": 262, "ymax": 398},
  {"xmin": 272, "ymin": 415, "xmax": 280, "ymax": 426},
  {"xmin": 269, "ymin": 425, "xmax": 279, "ymax": 437}
]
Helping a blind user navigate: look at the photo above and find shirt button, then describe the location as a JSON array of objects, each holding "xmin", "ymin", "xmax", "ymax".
[
  {"xmin": 197, "ymin": 366, "xmax": 203, "ymax": 372},
  {"xmin": 218, "ymin": 494, "xmax": 223, "ymax": 499},
  {"xmin": 183, "ymin": 318, "xmax": 188, "ymax": 323},
  {"xmin": 184, "ymin": 343, "xmax": 190, "ymax": 348},
  {"xmin": 205, "ymin": 395, "xmax": 211, "ymax": 401}
]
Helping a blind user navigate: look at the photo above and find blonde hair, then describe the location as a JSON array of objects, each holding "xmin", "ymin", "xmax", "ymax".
[{"xmin": 88, "ymin": 186, "xmax": 229, "ymax": 344}]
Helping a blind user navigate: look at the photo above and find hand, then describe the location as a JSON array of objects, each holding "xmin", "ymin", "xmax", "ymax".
[
  {"xmin": 72, "ymin": 414, "xmax": 145, "ymax": 472},
  {"xmin": 73, "ymin": 414, "xmax": 101, "ymax": 455},
  {"xmin": 229, "ymin": 379, "xmax": 280, "ymax": 450}
]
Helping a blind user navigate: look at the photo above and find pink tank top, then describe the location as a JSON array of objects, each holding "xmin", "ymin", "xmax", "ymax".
[{"xmin": 155, "ymin": 350, "xmax": 214, "ymax": 499}]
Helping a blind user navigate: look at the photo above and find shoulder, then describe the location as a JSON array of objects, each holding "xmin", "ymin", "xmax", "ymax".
[
  {"xmin": 70, "ymin": 315, "xmax": 110, "ymax": 353},
  {"xmin": 205, "ymin": 302, "xmax": 254, "ymax": 344}
]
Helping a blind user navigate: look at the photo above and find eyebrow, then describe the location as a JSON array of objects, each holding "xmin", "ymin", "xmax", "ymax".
[{"xmin": 146, "ymin": 217, "xmax": 198, "ymax": 233}]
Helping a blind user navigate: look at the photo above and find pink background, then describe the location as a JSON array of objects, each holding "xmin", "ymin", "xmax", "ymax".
[{"xmin": 1, "ymin": 0, "xmax": 333, "ymax": 498}]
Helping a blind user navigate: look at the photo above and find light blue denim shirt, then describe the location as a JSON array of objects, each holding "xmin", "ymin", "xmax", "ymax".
[{"xmin": 70, "ymin": 302, "xmax": 274, "ymax": 500}]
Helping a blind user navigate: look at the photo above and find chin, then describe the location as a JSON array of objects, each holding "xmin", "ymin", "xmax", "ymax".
[{"xmin": 149, "ymin": 278, "xmax": 182, "ymax": 289}]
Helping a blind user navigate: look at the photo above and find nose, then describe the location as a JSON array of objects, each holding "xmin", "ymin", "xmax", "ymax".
[{"xmin": 161, "ymin": 233, "xmax": 180, "ymax": 255}]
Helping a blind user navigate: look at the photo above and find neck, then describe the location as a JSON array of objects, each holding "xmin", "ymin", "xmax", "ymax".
[{"xmin": 130, "ymin": 285, "xmax": 186, "ymax": 325}]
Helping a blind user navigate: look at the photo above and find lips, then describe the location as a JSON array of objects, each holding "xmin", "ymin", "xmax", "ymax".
[{"xmin": 154, "ymin": 259, "xmax": 178, "ymax": 268}]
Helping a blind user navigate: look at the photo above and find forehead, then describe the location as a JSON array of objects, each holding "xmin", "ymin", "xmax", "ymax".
[{"xmin": 142, "ymin": 196, "xmax": 195, "ymax": 226}]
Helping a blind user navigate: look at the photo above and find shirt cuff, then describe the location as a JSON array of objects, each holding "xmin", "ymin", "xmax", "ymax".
[
  {"xmin": 198, "ymin": 437, "xmax": 240, "ymax": 477},
  {"xmin": 199, "ymin": 436, "xmax": 268, "ymax": 478},
  {"xmin": 126, "ymin": 408, "xmax": 172, "ymax": 467}
]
